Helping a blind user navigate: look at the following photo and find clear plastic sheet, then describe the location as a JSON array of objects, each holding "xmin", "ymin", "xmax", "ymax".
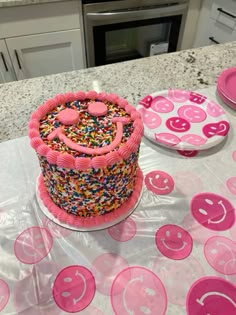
[{"xmin": 0, "ymin": 87, "xmax": 236, "ymax": 315}]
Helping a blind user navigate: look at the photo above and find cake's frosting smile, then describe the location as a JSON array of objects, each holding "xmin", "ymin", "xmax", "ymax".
[{"xmin": 47, "ymin": 116, "xmax": 131, "ymax": 155}]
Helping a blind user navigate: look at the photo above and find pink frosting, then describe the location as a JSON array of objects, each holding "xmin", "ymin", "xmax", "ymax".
[
  {"xmin": 133, "ymin": 118, "xmax": 142, "ymax": 128},
  {"xmin": 45, "ymin": 99, "xmax": 57, "ymax": 111},
  {"xmin": 74, "ymin": 91, "xmax": 86, "ymax": 100},
  {"xmin": 125, "ymin": 103, "xmax": 135, "ymax": 114},
  {"xmin": 58, "ymin": 108, "xmax": 80, "ymax": 125},
  {"xmin": 55, "ymin": 94, "xmax": 66, "ymax": 105},
  {"xmin": 106, "ymin": 151, "xmax": 121, "ymax": 166},
  {"xmin": 28, "ymin": 91, "xmax": 144, "ymax": 169},
  {"xmin": 30, "ymin": 112, "xmax": 41, "ymax": 120},
  {"xmin": 91, "ymin": 156, "xmax": 107, "ymax": 169},
  {"xmin": 88, "ymin": 102, "xmax": 108, "ymax": 117},
  {"xmin": 37, "ymin": 104, "xmax": 49, "ymax": 117},
  {"xmin": 117, "ymin": 98, "xmax": 128, "ymax": 108},
  {"xmin": 48, "ymin": 122, "xmax": 124, "ymax": 156},
  {"xmin": 75, "ymin": 157, "xmax": 91, "ymax": 170},
  {"xmin": 118, "ymin": 145, "xmax": 131, "ymax": 160},
  {"xmin": 106, "ymin": 93, "xmax": 119, "ymax": 103},
  {"xmin": 126, "ymin": 138, "xmax": 139, "ymax": 153},
  {"xmin": 57, "ymin": 153, "xmax": 75, "ymax": 169},
  {"xmin": 86, "ymin": 90, "xmax": 98, "ymax": 99},
  {"xmin": 64, "ymin": 92, "xmax": 76, "ymax": 102},
  {"xmin": 37, "ymin": 144, "xmax": 50, "ymax": 156},
  {"xmin": 30, "ymin": 137, "xmax": 42, "ymax": 149},
  {"xmin": 28, "ymin": 119, "xmax": 40, "ymax": 129},
  {"xmin": 131, "ymin": 111, "xmax": 141, "ymax": 120},
  {"xmin": 28, "ymin": 128, "xmax": 39, "ymax": 138},
  {"xmin": 97, "ymin": 92, "xmax": 107, "ymax": 101},
  {"xmin": 38, "ymin": 168, "xmax": 143, "ymax": 228},
  {"xmin": 46, "ymin": 150, "xmax": 60, "ymax": 164},
  {"xmin": 112, "ymin": 117, "xmax": 130, "ymax": 124}
]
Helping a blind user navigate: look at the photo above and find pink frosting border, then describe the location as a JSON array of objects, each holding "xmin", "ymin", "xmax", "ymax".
[
  {"xmin": 28, "ymin": 91, "xmax": 144, "ymax": 169},
  {"xmin": 38, "ymin": 168, "xmax": 143, "ymax": 228}
]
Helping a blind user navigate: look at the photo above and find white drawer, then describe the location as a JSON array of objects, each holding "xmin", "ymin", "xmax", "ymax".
[
  {"xmin": 210, "ymin": 0, "xmax": 236, "ymax": 30},
  {"xmin": 206, "ymin": 18, "xmax": 236, "ymax": 46},
  {"xmin": 0, "ymin": 1, "xmax": 81, "ymax": 39}
]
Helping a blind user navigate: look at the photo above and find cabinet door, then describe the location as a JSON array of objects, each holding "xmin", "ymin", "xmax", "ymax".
[
  {"xmin": 0, "ymin": 39, "xmax": 16, "ymax": 83},
  {"xmin": 6, "ymin": 29, "xmax": 85, "ymax": 80}
]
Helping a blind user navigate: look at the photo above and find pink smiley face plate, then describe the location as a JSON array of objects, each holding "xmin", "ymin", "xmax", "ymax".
[{"xmin": 137, "ymin": 89, "xmax": 230, "ymax": 151}]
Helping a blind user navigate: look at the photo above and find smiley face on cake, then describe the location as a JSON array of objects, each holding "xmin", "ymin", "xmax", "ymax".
[{"xmin": 28, "ymin": 91, "xmax": 143, "ymax": 228}]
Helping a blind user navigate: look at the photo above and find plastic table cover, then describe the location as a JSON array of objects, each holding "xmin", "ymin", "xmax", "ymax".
[{"xmin": 0, "ymin": 87, "xmax": 236, "ymax": 315}]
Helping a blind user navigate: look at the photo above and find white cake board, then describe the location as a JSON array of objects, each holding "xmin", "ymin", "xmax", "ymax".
[{"xmin": 36, "ymin": 176, "xmax": 143, "ymax": 232}]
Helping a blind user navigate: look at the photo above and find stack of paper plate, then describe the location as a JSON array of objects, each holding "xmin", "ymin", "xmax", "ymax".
[{"xmin": 217, "ymin": 67, "xmax": 236, "ymax": 110}]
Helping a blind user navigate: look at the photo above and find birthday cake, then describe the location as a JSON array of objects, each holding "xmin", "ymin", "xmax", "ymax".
[{"xmin": 28, "ymin": 91, "xmax": 143, "ymax": 228}]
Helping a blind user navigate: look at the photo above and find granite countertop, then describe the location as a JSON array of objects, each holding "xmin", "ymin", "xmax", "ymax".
[
  {"xmin": 1, "ymin": 41, "xmax": 236, "ymax": 142},
  {"xmin": 0, "ymin": 0, "xmax": 71, "ymax": 8}
]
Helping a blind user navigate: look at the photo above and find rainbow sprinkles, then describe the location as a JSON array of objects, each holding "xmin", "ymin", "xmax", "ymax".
[{"xmin": 28, "ymin": 90, "xmax": 144, "ymax": 228}]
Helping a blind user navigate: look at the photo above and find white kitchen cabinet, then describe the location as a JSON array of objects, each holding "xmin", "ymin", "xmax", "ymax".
[
  {"xmin": 0, "ymin": 39, "xmax": 16, "ymax": 83},
  {"xmin": 0, "ymin": 0, "xmax": 86, "ymax": 82},
  {"xmin": 6, "ymin": 29, "xmax": 85, "ymax": 80},
  {"xmin": 194, "ymin": 0, "xmax": 236, "ymax": 47}
]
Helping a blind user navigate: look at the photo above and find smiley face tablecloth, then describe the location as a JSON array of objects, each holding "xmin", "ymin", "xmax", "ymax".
[{"xmin": 0, "ymin": 86, "xmax": 236, "ymax": 315}]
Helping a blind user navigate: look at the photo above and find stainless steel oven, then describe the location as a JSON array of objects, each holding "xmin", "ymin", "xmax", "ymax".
[{"xmin": 82, "ymin": 0, "xmax": 188, "ymax": 67}]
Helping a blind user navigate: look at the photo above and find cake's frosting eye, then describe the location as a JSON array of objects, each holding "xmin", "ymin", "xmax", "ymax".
[
  {"xmin": 88, "ymin": 102, "xmax": 108, "ymax": 117},
  {"xmin": 58, "ymin": 108, "xmax": 80, "ymax": 125}
]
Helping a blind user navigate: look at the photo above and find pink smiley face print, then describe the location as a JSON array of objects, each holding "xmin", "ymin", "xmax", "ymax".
[
  {"xmin": 189, "ymin": 92, "xmax": 207, "ymax": 104},
  {"xmin": 42, "ymin": 217, "xmax": 71, "ymax": 238},
  {"xmin": 182, "ymin": 213, "xmax": 218, "ymax": 244},
  {"xmin": 178, "ymin": 105, "xmax": 206, "ymax": 123},
  {"xmin": 155, "ymin": 133, "xmax": 181, "ymax": 147},
  {"xmin": 152, "ymin": 256, "xmax": 204, "ymax": 306},
  {"xmin": 204, "ymin": 236, "xmax": 236, "ymax": 275},
  {"xmin": 186, "ymin": 277, "xmax": 236, "ymax": 315},
  {"xmin": 139, "ymin": 95, "xmax": 153, "ymax": 108},
  {"xmin": 207, "ymin": 101, "xmax": 225, "ymax": 117},
  {"xmin": 138, "ymin": 108, "xmax": 162, "ymax": 129},
  {"xmin": 111, "ymin": 266, "xmax": 167, "ymax": 315},
  {"xmin": 168, "ymin": 89, "xmax": 190, "ymax": 102},
  {"xmin": 145, "ymin": 171, "xmax": 174, "ymax": 195},
  {"xmin": 177, "ymin": 150, "xmax": 199, "ymax": 157},
  {"xmin": 226, "ymin": 177, "xmax": 236, "ymax": 196},
  {"xmin": 191, "ymin": 193, "xmax": 235, "ymax": 231},
  {"xmin": 14, "ymin": 261, "xmax": 61, "ymax": 315},
  {"xmin": 108, "ymin": 217, "xmax": 136, "ymax": 242},
  {"xmin": 155, "ymin": 224, "xmax": 193, "ymax": 260},
  {"xmin": 92, "ymin": 253, "xmax": 129, "ymax": 296},
  {"xmin": 53, "ymin": 265, "xmax": 96, "ymax": 313},
  {"xmin": 0, "ymin": 279, "xmax": 9, "ymax": 312},
  {"xmin": 181, "ymin": 134, "xmax": 207, "ymax": 146},
  {"xmin": 14, "ymin": 226, "xmax": 53, "ymax": 264},
  {"xmin": 151, "ymin": 96, "xmax": 174, "ymax": 113},
  {"xmin": 166, "ymin": 117, "xmax": 191, "ymax": 133},
  {"xmin": 203, "ymin": 121, "xmax": 230, "ymax": 138}
]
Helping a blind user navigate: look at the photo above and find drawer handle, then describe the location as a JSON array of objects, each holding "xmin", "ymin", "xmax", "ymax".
[
  {"xmin": 15, "ymin": 50, "xmax": 22, "ymax": 70},
  {"xmin": 217, "ymin": 7, "xmax": 236, "ymax": 19},
  {"xmin": 0, "ymin": 52, "xmax": 8, "ymax": 72},
  {"xmin": 209, "ymin": 37, "xmax": 220, "ymax": 44}
]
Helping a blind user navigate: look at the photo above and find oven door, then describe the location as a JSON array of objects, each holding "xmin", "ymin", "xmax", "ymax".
[{"xmin": 83, "ymin": 0, "xmax": 188, "ymax": 67}]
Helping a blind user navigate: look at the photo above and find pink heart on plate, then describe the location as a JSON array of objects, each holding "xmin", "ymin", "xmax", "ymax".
[
  {"xmin": 202, "ymin": 121, "xmax": 230, "ymax": 138},
  {"xmin": 139, "ymin": 95, "xmax": 153, "ymax": 108}
]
